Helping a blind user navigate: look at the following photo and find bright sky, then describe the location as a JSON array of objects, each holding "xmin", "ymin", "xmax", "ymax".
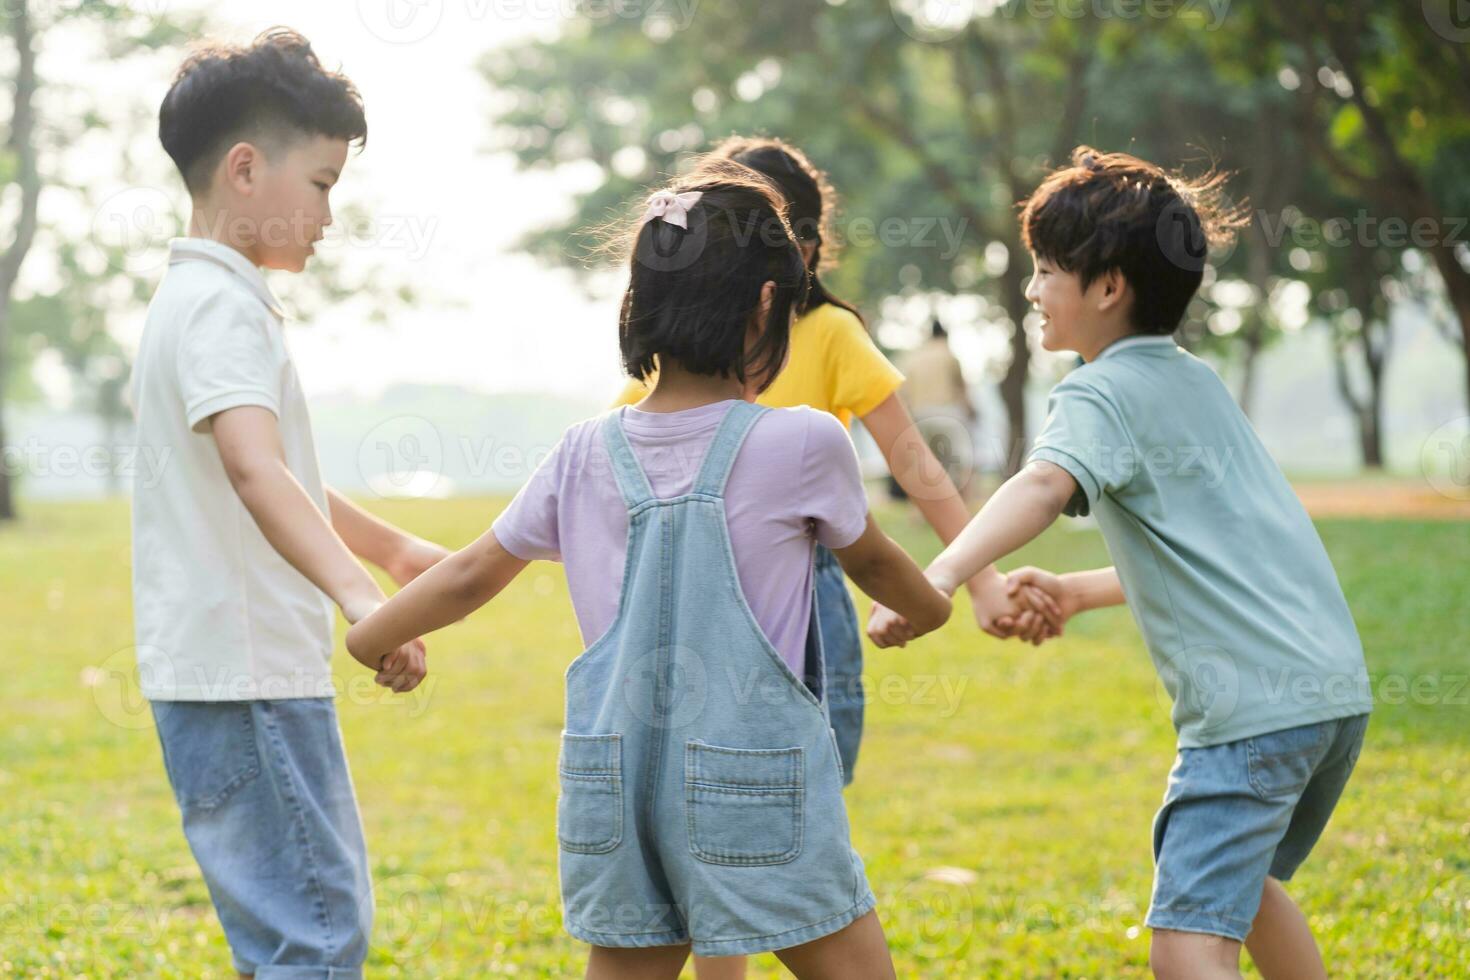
[{"xmin": 111, "ymin": 0, "xmax": 627, "ymax": 403}]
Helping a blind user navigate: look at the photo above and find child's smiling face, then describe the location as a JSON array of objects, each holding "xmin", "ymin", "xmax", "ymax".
[
  {"xmin": 1025, "ymin": 253, "xmax": 1085, "ymax": 353},
  {"xmin": 1024, "ymin": 253, "xmax": 1135, "ymax": 359}
]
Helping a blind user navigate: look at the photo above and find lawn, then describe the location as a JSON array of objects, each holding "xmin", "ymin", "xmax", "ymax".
[{"xmin": 1, "ymin": 498, "xmax": 1466, "ymax": 977}]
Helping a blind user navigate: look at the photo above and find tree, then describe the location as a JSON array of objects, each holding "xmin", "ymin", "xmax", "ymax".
[
  {"xmin": 0, "ymin": 5, "xmax": 419, "ymax": 517},
  {"xmin": 0, "ymin": 0, "xmax": 39, "ymax": 520},
  {"xmin": 481, "ymin": 1, "xmax": 1143, "ymax": 471},
  {"xmin": 1263, "ymin": 0, "xmax": 1470, "ymax": 419}
]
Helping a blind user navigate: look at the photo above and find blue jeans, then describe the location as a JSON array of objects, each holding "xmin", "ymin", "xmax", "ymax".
[
  {"xmin": 814, "ymin": 543, "xmax": 863, "ymax": 787},
  {"xmin": 1147, "ymin": 712, "xmax": 1369, "ymax": 941},
  {"xmin": 151, "ymin": 698, "xmax": 371, "ymax": 978}
]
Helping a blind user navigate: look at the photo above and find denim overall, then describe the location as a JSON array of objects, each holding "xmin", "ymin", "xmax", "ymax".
[{"xmin": 557, "ymin": 401, "xmax": 877, "ymax": 957}]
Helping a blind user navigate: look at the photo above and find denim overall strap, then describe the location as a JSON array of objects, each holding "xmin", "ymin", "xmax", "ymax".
[
  {"xmin": 601, "ymin": 408, "xmax": 657, "ymax": 510},
  {"xmin": 691, "ymin": 401, "xmax": 768, "ymax": 497}
]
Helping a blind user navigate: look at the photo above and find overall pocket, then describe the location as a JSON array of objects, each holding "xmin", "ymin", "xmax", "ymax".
[
  {"xmin": 152, "ymin": 701, "xmax": 261, "ymax": 813},
  {"xmin": 557, "ymin": 733, "xmax": 623, "ymax": 854},
  {"xmin": 685, "ymin": 741, "xmax": 803, "ymax": 866}
]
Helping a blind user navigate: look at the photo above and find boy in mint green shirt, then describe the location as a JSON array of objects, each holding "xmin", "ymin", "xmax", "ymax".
[{"xmin": 870, "ymin": 147, "xmax": 1370, "ymax": 980}]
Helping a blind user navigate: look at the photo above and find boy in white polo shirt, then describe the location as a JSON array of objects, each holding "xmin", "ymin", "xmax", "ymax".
[{"xmin": 131, "ymin": 29, "xmax": 442, "ymax": 978}]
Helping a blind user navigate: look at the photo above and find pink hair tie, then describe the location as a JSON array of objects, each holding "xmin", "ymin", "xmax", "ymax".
[{"xmin": 641, "ymin": 190, "xmax": 703, "ymax": 229}]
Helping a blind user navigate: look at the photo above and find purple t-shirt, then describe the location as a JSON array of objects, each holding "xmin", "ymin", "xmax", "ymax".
[{"xmin": 491, "ymin": 400, "xmax": 869, "ymax": 673}]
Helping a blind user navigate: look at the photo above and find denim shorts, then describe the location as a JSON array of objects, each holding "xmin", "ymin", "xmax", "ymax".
[
  {"xmin": 151, "ymin": 698, "xmax": 372, "ymax": 978},
  {"xmin": 814, "ymin": 544, "xmax": 863, "ymax": 786},
  {"xmin": 1147, "ymin": 712, "xmax": 1369, "ymax": 942}
]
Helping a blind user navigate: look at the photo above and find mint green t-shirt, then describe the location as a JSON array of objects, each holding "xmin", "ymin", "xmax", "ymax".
[{"xmin": 1028, "ymin": 335, "xmax": 1372, "ymax": 748}]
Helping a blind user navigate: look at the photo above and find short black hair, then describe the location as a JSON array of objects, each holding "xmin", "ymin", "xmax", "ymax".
[
  {"xmin": 616, "ymin": 161, "xmax": 809, "ymax": 391},
  {"xmin": 159, "ymin": 28, "xmax": 367, "ymax": 194},
  {"xmin": 1019, "ymin": 146, "xmax": 1246, "ymax": 335}
]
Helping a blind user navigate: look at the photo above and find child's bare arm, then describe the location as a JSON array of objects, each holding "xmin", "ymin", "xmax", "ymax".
[
  {"xmin": 1007, "ymin": 565, "xmax": 1126, "ymax": 622},
  {"xmin": 212, "ymin": 406, "xmax": 386, "ymax": 622},
  {"xmin": 346, "ymin": 528, "xmax": 529, "ymax": 670},
  {"xmin": 867, "ymin": 461, "xmax": 1077, "ymax": 648},
  {"xmin": 861, "ymin": 392, "xmax": 1058, "ymax": 640},
  {"xmin": 326, "ymin": 487, "xmax": 450, "ymax": 586},
  {"xmin": 831, "ymin": 514, "xmax": 952, "ymax": 636},
  {"xmin": 926, "ymin": 461, "xmax": 1079, "ymax": 596}
]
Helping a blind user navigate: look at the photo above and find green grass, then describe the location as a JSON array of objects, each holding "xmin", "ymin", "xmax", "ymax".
[{"xmin": 1, "ymin": 499, "xmax": 1466, "ymax": 977}]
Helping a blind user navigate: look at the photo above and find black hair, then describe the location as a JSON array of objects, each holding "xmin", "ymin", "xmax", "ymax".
[
  {"xmin": 616, "ymin": 161, "xmax": 809, "ymax": 392},
  {"xmin": 931, "ymin": 318, "xmax": 948, "ymax": 340},
  {"xmin": 1019, "ymin": 146, "xmax": 1246, "ymax": 334},
  {"xmin": 705, "ymin": 136, "xmax": 866, "ymax": 326},
  {"xmin": 159, "ymin": 28, "xmax": 367, "ymax": 194}
]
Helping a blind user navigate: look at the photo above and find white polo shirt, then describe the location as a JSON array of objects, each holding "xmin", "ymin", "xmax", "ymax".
[{"xmin": 129, "ymin": 238, "xmax": 335, "ymax": 700}]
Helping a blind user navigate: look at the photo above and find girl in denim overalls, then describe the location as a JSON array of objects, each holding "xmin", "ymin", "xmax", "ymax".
[{"xmin": 349, "ymin": 165, "xmax": 952, "ymax": 978}]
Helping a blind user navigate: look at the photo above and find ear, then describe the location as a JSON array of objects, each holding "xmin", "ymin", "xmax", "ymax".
[
  {"xmin": 1094, "ymin": 267, "xmax": 1130, "ymax": 314},
  {"xmin": 222, "ymin": 141, "xmax": 260, "ymax": 196},
  {"xmin": 750, "ymin": 280, "xmax": 777, "ymax": 336}
]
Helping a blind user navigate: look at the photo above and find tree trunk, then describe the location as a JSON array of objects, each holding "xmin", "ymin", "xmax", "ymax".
[
  {"xmin": 0, "ymin": 0, "xmax": 40, "ymax": 522},
  {"xmin": 1359, "ymin": 403, "xmax": 1383, "ymax": 469},
  {"xmin": 1236, "ymin": 323, "xmax": 1263, "ymax": 420},
  {"xmin": 998, "ymin": 258, "xmax": 1031, "ymax": 476},
  {"xmin": 1424, "ymin": 240, "xmax": 1470, "ymax": 424}
]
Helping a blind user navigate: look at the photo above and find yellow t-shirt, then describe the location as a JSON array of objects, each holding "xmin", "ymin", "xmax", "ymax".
[{"xmin": 612, "ymin": 303, "xmax": 905, "ymax": 429}]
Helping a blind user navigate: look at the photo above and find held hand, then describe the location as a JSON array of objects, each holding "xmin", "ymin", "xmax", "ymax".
[
  {"xmin": 1005, "ymin": 566, "xmax": 1079, "ymax": 634},
  {"xmin": 965, "ymin": 570, "xmax": 1046, "ymax": 640},
  {"xmin": 971, "ymin": 569, "xmax": 1064, "ymax": 646},
  {"xmin": 383, "ymin": 538, "xmax": 452, "ymax": 588},
  {"xmin": 867, "ymin": 602, "xmax": 916, "ymax": 649},
  {"xmin": 374, "ymin": 637, "xmax": 428, "ymax": 693},
  {"xmin": 343, "ymin": 605, "xmax": 415, "ymax": 684}
]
